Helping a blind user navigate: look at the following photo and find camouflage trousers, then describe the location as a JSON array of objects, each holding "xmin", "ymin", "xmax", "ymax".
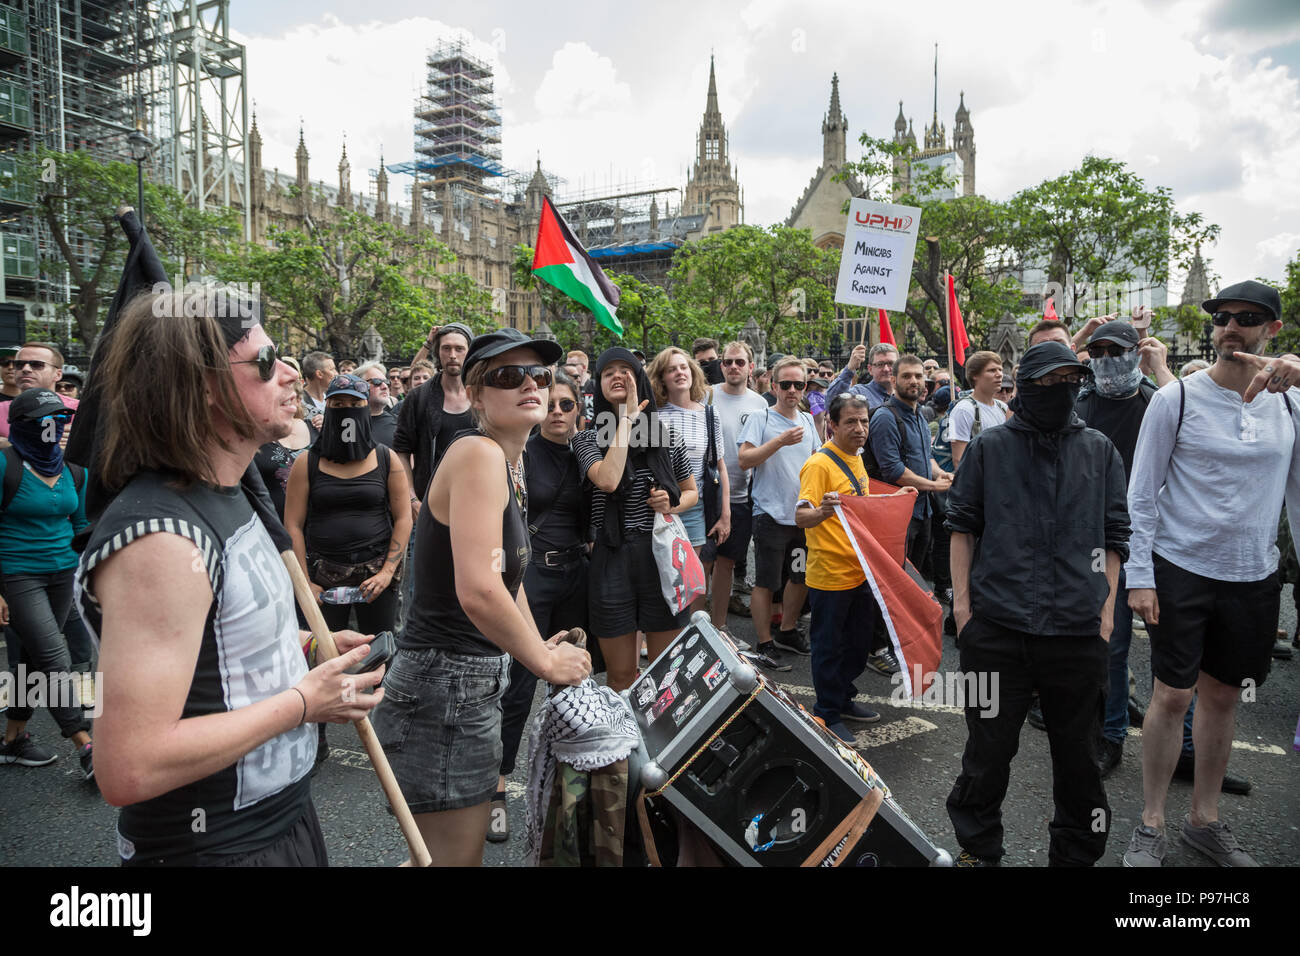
[{"xmin": 539, "ymin": 759, "xmax": 629, "ymax": 867}]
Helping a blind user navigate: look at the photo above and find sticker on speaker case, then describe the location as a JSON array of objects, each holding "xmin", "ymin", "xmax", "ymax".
[
  {"xmin": 670, "ymin": 654, "xmax": 684, "ymax": 671},
  {"xmin": 659, "ymin": 668, "xmax": 679, "ymax": 691},
  {"xmin": 652, "ymin": 686, "xmax": 676, "ymax": 719},
  {"xmin": 635, "ymin": 677, "xmax": 656, "ymax": 708},
  {"xmin": 703, "ymin": 660, "xmax": 728, "ymax": 690},
  {"xmin": 686, "ymin": 634, "xmax": 699, "ymax": 649},
  {"xmin": 685, "ymin": 649, "xmax": 708, "ymax": 679},
  {"xmin": 673, "ymin": 690, "xmax": 700, "ymax": 726}
]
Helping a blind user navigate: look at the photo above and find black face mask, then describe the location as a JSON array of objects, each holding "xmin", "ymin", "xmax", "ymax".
[
  {"xmin": 700, "ymin": 358, "xmax": 725, "ymax": 386},
  {"xmin": 1012, "ymin": 381, "xmax": 1081, "ymax": 433},
  {"xmin": 317, "ymin": 406, "xmax": 375, "ymax": 462}
]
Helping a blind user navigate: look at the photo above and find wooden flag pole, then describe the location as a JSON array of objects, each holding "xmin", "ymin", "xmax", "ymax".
[{"xmin": 280, "ymin": 553, "xmax": 433, "ymax": 868}]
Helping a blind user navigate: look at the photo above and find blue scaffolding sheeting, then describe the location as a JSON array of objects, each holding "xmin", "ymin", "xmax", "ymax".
[
  {"xmin": 587, "ymin": 239, "xmax": 683, "ymax": 259},
  {"xmin": 387, "ymin": 153, "xmax": 505, "ymax": 177}
]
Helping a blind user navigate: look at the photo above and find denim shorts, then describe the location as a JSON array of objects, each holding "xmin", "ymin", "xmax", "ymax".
[
  {"xmin": 678, "ymin": 501, "xmax": 707, "ymax": 546},
  {"xmin": 371, "ymin": 645, "xmax": 511, "ymax": 813}
]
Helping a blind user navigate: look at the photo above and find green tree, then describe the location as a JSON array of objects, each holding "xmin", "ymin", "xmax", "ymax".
[
  {"xmin": 1269, "ymin": 248, "xmax": 1300, "ymax": 356},
  {"xmin": 668, "ymin": 224, "xmax": 841, "ymax": 356},
  {"xmin": 1006, "ymin": 155, "xmax": 1220, "ymax": 318},
  {"xmin": 218, "ymin": 206, "xmax": 494, "ymax": 356},
  {"xmin": 23, "ymin": 147, "xmax": 243, "ymax": 344}
]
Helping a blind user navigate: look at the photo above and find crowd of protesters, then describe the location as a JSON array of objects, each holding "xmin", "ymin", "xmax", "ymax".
[{"xmin": 1, "ymin": 279, "xmax": 1297, "ymax": 870}]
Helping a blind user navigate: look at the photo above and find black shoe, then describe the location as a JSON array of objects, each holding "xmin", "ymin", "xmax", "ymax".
[
  {"xmin": 486, "ymin": 790, "xmax": 509, "ymax": 843},
  {"xmin": 1273, "ymin": 637, "xmax": 1293, "ymax": 660},
  {"xmin": 954, "ymin": 850, "xmax": 1000, "ymax": 867},
  {"xmin": 943, "ymin": 614, "xmax": 957, "ymax": 636},
  {"xmin": 1173, "ymin": 753, "xmax": 1252, "ymax": 795},
  {"xmin": 79, "ymin": 742, "xmax": 94, "ymax": 781},
  {"xmin": 866, "ymin": 648, "xmax": 900, "ymax": 677},
  {"xmin": 773, "ymin": 627, "xmax": 810, "ymax": 656},
  {"xmin": 1026, "ymin": 698, "xmax": 1047, "ymax": 731},
  {"xmin": 0, "ymin": 732, "xmax": 57, "ymax": 767},
  {"xmin": 1097, "ymin": 737, "xmax": 1123, "ymax": 779},
  {"xmin": 1127, "ymin": 697, "xmax": 1146, "ymax": 729},
  {"xmin": 747, "ymin": 642, "xmax": 792, "ymax": 673},
  {"xmin": 728, "ymin": 593, "xmax": 751, "ymax": 617},
  {"xmin": 841, "ymin": 701, "xmax": 881, "ymax": 724}
]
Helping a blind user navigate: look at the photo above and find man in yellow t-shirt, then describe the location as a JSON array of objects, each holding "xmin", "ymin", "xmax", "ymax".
[{"xmin": 796, "ymin": 393, "xmax": 916, "ymax": 744}]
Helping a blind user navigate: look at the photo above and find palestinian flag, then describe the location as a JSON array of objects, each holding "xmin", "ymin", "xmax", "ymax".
[
  {"xmin": 532, "ymin": 195, "xmax": 623, "ymax": 336},
  {"xmin": 834, "ymin": 491, "xmax": 943, "ymax": 699}
]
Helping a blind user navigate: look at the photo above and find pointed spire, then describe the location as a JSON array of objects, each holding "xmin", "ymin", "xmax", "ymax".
[
  {"xmin": 895, "ymin": 99, "xmax": 907, "ymax": 133},
  {"xmin": 706, "ymin": 54, "xmax": 719, "ymax": 116},
  {"xmin": 932, "ymin": 42, "xmax": 939, "ymax": 123},
  {"xmin": 956, "ymin": 89, "xmax": 969, "ymax": 119},
  {"xmin": 828, "ymin": 73, "xmax": 842, "ymax": 122}
]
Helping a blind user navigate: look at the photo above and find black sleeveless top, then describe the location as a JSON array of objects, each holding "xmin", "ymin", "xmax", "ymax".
[
  {"xmin": 400, "ymin": 432, "xmax": 530, "ymax": 657},
  {"xmin": 304, "ymin": 448, "xmax": 392, "ymax": 563}
]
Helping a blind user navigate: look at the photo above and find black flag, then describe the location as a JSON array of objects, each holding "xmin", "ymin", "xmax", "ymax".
[{"xmin": 66, "ymin": 207, "xmax": 293, "ymax": 552}]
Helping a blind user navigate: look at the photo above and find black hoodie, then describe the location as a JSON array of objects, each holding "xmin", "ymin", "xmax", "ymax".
[{"xmin": 945, "ymin": 344, "xmax": 1130, "ymax": 635}]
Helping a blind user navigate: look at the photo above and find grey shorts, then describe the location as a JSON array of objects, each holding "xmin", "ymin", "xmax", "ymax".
[{"xmin": 372, "ymin": 645, "xmax": 511, "ymax": 813}]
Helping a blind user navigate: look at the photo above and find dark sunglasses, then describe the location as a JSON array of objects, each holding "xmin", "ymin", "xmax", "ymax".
[
  {"xmin": 54, "ymin": 382, "xmax": 77, "ymax": 392},
  {"xmin": 0, "ymin": 359, "xmax": 10, "ymax": 369},
  {"xmin": 367, "ymin": 377, "xmax": 388, "ymax": 388},
  {"xmin": 776, "ymin": 380, "xmax": 807, "ymax": 391},
  {"xmin": 483, "ymin": 364, "xmax": 553, "ymax": 390},
  {"xmin": 15, "ymin": 359, "xmax": 52, "ymax": 371},
  {"xmin": 721, "ymin": 358, "xmax": 747, "ymax": 367},
  {"xmin": 230, "ymin": 344, "xmax": 279, "ymax": 381},
  {"xmin": 547, "ymin": 398, "xmax": 576, "ymax": 413},
  {"xmin": 1086, "ymin": 343, "xmax": 1134, "ymax": 359},
  {"xmin": 1211, "ymin": 310, "xmax": 1273, "ymax": 327}
]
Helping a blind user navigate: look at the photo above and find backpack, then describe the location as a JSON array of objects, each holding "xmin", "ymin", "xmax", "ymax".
[
  {"xmin": 1, "ymin": 446, "xmax": 85, "ymax": 513},
  {"xmin": 931, "ymin": 393, "xmax": 1008, "ymax": 471},
  {"xmin": 859, "ymin": 402, "xmax": 912, "ymax": 482}
]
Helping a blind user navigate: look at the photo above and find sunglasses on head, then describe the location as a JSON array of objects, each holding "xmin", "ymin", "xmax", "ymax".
[
  {"xmin": 1211, "ymin": 310, "xmax": 1273, "ymax": 327},
  {"xmin": 1086, "ymin": 343, "xmax": 1134, "ymax": 359},
  {"xmin": 547, "ymin": 398, "xmax": 576, "ymax": 413},
  {"xmin": 776, "ymin": 380, "xmax": 806, "ymax": 391},
  {"xmin": 483, "ymin": 364, "xmax": 553, "ymax": 390},
  {"xmin": 230, "ymin": 344, "xmax": 280, "ymax": 381}
]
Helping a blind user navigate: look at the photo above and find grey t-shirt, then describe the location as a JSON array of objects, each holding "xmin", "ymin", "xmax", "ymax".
[
  {"xmin": 709, "ymin": 387, "xmax": 769, "ymax": 503},
  {"xmin": 737, "ymin": 405, "xmax": 820, "ymax": 525}
]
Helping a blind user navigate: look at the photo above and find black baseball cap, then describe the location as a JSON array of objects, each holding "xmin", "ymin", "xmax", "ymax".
[
  {"xmin": 1017, "ymin": 341, "xmax": 1091, "ymax": 383},
  {"xmin": 1087, "ymin": 320, "xmax": 1140, "ymax": 349},
  {"xmin": 462, "ymin": 328, "xmax": 564, "ymax": 378},
  {"xmin": 434, "ymin": 322, "xmax": 474, "ymax": 346},
  {"xmin": 9, "ymin": 388, "xmax": 70, "ymax": 424},
  {"xmin": 1202, "ymin": 280, "xmax": 1281, "ymax": 322}
]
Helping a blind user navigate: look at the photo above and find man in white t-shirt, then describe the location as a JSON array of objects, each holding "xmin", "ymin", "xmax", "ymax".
[
  {"xmin": 706, "ymin": 341, "xmax": 769, "ymax": 634},
  {"xmin": 738, "ymin": 357, "xmax": 820, "ymax": 671},
  {"xmin": 946, "ymin": 351, "xmax": 1010, "ymax": 468}
]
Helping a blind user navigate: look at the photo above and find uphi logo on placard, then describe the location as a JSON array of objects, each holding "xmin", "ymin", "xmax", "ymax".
[{"xmin": 854, "ymin": 211, "xmax": 913, "ymax": 231}]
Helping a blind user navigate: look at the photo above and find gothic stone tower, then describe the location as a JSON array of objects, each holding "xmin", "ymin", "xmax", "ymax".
[{"xmin": 683, "ymin": 56, "xmax": 743, "ymax": 235}]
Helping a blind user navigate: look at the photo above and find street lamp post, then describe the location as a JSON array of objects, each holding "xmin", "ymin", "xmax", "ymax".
[{"xmin": 127, "ymin": 126, "xmax": 155, "ymax": 222}]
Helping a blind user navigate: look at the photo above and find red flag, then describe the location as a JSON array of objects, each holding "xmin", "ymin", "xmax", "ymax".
[
  {"xmin": 1043, "ymin": 296, "xmax": 1059, "ymax": 321},
  {"xmin": 947, "ymin": 273, "xmax": 970, "ymax": 367},
  {"xmin": 836, "ymin": 493, "xmax": 943, "ymax": 698},
  {"xmin": 878, "ymin": 309, "xmax": 895, "ymax": 346}
]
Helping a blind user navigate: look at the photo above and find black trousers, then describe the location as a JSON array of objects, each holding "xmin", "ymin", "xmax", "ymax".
[
  {"xmin": 946, "ymin": 615, "xmax": 1109, "ymax": 866},
  {"xmin": 905, "ymin": 512, "xmax": 931, "ymax": 573},
  {"xmin": 930, "ymin": 493, "xmax": 952, "ymax": 597},
  {"xmin": 499, "ymin": 558, "xmax": 590, "ymax": 776}
]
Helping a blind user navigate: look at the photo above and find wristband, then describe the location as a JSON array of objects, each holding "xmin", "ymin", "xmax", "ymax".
[{"xmin": 292, "ymin": 686, "xmax": 308, "ymax": 727}]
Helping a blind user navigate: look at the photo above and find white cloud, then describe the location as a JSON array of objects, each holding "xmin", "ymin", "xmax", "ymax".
[{"xmin": 231, "ymin": 0, "xmax": 1300, "ymax": 287}]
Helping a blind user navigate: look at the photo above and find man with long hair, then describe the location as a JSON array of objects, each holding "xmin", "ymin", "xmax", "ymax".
[{"xmin": 73, "ymin": 291, "xmax": 385, "ymax": 866}]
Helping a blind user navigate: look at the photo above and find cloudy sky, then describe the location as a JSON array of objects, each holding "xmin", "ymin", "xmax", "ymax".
[{"xmin": 234, "ymin": 0, "xmax": 1300, "ymax": 294}]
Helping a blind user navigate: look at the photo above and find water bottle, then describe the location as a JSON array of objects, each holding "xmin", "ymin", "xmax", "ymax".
[{"xmin": 320, "ymin": 586, "xmax": 366, "ymax": 605}]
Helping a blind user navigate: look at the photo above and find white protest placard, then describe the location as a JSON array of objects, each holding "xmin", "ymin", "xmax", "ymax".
[{"xmin": 833, "ymin": 198, "xmax": 922, "ymax": 312}]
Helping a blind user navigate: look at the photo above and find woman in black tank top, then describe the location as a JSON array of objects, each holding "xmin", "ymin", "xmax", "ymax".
[{"xmin": 371, "ymin": 331, "xmax": 590, "ymax": 866}]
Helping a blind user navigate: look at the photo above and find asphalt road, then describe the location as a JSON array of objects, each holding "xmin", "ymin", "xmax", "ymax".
[{"xmin": 3, "ymin": 589, "xmax": 1298, "ymax": 867}]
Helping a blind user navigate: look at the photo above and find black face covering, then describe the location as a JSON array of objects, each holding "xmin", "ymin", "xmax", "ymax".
[
  {"xmin": 316, "ymin": 406, "xmax": 375, "ymax": 462},
  {"xmin": 1011, "ymin": 381, "xmax": 1081, "ymax": 433},
  {"xmin": 700, "ymin": 358, "xmax": 725, "ymax": 386}
]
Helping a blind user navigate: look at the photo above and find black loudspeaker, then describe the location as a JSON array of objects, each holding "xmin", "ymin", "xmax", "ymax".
[{"xmin": 629, "ymin": 613, "xmax": 951, "ymax": 867}]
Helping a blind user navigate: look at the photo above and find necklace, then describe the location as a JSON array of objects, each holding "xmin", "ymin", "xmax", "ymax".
[{"xmin": 508, "ymin": 457, "xmax": 527, "ymax": 516}]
